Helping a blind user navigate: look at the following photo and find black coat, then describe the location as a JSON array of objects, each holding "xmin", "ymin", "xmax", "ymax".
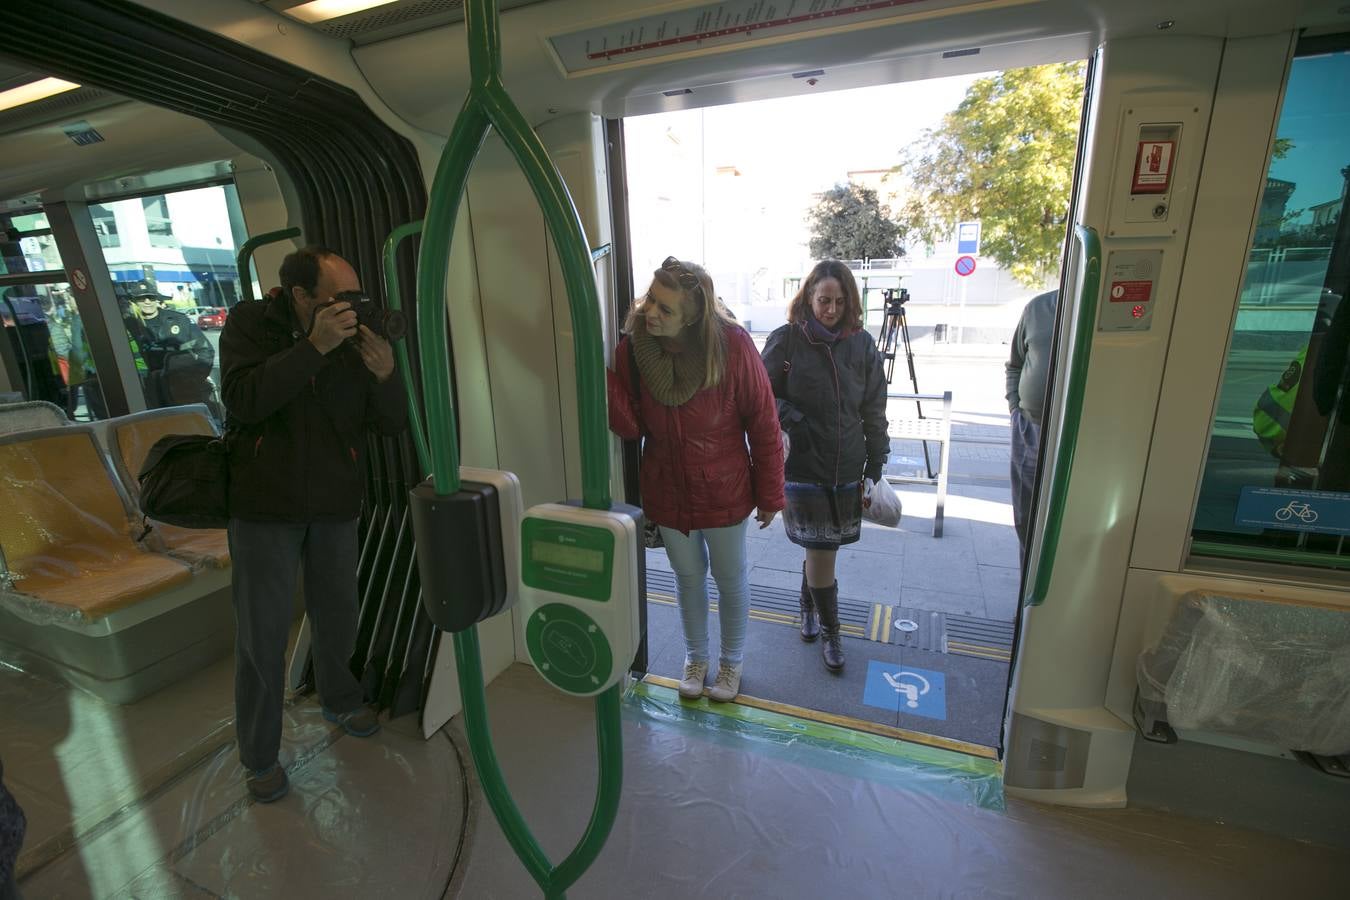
[
  {"xmin": 761, "ymin": 321, "xmax": 890, "ymax": 486},
  {"xmin": 219, "ymin": 292, "xmax": 406, "ymax": 522}
]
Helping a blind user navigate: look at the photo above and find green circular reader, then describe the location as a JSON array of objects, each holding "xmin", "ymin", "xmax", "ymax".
[{"xmin": 525, "ymin": 603, "xmax": 613, "ymax": 694}]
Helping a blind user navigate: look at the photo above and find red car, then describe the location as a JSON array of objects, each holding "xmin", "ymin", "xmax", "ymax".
[{"xmin": 197, "ymin": 307, "xmax": 227, "ymax": 329}]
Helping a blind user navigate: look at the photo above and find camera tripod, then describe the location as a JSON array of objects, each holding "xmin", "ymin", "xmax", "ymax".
[{"xmin": 878, "ymin": 287, "xmax": 936, "ymax": 479}]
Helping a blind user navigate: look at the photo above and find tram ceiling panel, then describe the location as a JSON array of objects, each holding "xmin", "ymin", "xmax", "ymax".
[
  {"xmin": 258, "ymin": 0, "xmax": 549, "ymax": 45},
  {"xmin": 351, "ymin": 0, "xmax": 1340, "ymax": 128},
  {"xmin": 0, "ymin": 98, "xmax": 242, "ymax": 202}
]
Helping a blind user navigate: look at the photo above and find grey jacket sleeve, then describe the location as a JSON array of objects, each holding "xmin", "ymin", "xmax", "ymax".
[{"xmin": 1006, "ymin": 309, "xmax": 1028, "ymax": 413}]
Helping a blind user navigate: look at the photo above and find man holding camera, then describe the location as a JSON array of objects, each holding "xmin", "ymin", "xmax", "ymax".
[{"xmin": 220, "ymin": 246, "xmax": 406, "ymax": 803}]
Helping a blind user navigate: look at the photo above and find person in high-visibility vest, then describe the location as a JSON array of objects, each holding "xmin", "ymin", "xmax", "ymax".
[{"xmin": 1252, "ymin": 349, "xmax": 1304, "ymax": 458}]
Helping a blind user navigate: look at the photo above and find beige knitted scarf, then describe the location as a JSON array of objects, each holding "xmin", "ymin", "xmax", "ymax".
[{"xmin": 630, "ymin": 324, "xmax": 707, "ymax": 407}]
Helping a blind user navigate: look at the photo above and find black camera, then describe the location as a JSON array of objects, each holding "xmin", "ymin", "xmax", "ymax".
[
  {"xmin": 326, "ymin": 290, "xmax": 408, "ymax": 345},
  {"xmin": 882, "ymin": 287, "xmax": 909, "ymax": 312}
]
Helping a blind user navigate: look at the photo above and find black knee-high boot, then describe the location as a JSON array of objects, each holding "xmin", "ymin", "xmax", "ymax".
[
  {"xmin": 799, "ymin": 563, "xmax": 820, "ymax": 642},
  {"xmin": 810, "ymin": 582, "xmax": 844, "ymax": 671}
]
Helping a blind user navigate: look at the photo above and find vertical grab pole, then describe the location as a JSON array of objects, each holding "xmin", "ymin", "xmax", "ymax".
[
  {"xmin": 381, "ymin": 219, "xmax": 431, "ymax": 476},
  {"xmin": 1024, "ymin": 224, "xmax": 1102, "ymax": 606},
  {"xmin": 404, "ymin": 0, "xmax": 622, "ymax": 896},
  {"xmin": 235, "ymin": 226, "xmax": 302, "ymax": 303}
]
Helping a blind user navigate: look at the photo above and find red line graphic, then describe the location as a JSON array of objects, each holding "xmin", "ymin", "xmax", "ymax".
[{"xmin": 586, "ymin": 0, "xmax": 932, "ymax": 61}]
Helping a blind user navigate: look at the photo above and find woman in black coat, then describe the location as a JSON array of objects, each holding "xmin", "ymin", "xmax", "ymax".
[{"xmin": 761, "ymin": 260, "xmax": 890, "ymax": 671}]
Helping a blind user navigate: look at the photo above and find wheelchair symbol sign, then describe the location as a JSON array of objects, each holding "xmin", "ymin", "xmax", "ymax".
[{"xmin": 863, "ymin": 661, "xmax": 947, "ymax": 720}]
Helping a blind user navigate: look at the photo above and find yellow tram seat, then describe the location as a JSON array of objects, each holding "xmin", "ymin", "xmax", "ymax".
[
  {"xmin": 102, "ymin": 405, "xmax": 231, "ymax": 569},
  {"xmin": 0, "ymin": 426, "xmax": 194, "ymax": 620}
]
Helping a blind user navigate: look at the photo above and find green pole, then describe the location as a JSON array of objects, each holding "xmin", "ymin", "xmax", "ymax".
[
  {"xmin": 405, "ymin": 0, "xmax": 623, "ymax": 895},
  {"xmin": 382, "ymin": 219, "xmax": 431, "ymax": 476},
  {"xmin": 1024, "ymin": 224, "xmax": 1101, "ymax": 606},
  {"xmin": 235, "ymin": 226, "xmax": 301, "ymax": 303}
]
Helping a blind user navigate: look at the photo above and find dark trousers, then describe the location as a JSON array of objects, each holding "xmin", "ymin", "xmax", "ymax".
[
  {"xmin": 227, "ymin": 518, "xmax": 365, "ymax": 771},
  {"xmin": 1010, "ymin": 408, "xmax": 1042, "ymax": 560}
]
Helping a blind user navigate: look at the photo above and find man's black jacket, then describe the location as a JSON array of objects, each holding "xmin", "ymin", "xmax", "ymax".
[{"xmin": 220, "ymin": 291, "xmax": 407, "ymax": 522}]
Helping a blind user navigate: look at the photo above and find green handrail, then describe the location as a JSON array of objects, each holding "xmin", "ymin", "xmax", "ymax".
[
  {"xmin": 1024, "ymin": 224, "xmax": 1101, "ymax": 607},
  {"xmin": 381, "ymin": 219, "xmax": 431, "ymax": 475},
  {"xmin": 1189, "ymin": 541, "xmax": 1350, "ymax": 571},
  {"xmin": 415, "ymin": 0, "xmax": 609, "ymax": 508},
  {"xmin": 236, "ymin": 226, "xmax": 302, "ymax": 303},
  {"xmin": 405, "ymin": 0, "xmax": 622, "ymax": 896}
]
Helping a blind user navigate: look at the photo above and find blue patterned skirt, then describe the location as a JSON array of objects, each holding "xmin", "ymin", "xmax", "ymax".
[{"xmin": 782, "ymin": 481, "xmax": 863, "ymax": 549}]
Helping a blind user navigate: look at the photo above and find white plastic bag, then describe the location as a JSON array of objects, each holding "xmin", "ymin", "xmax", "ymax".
[{"xmin": 862, "ymin": 477, "xmax": 902, "ymax": 527}]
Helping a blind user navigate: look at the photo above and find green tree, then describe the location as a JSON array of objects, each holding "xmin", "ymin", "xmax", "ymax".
[
  {"xmin": 894, "ymin": 62, "xmax": 1086, "ymax": 286},
  {"xmin": 806, "ymin": 182, "xmax": 905, "ymax": 260}
]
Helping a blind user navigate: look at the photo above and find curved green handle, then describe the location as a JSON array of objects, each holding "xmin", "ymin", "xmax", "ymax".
[
  {"xmin": 382, "ymin": 219, "xmax": 431, "ymax": 475},
  {"xmin": 236, "ymin": 227, "xmax": 301, "ymax": 303},
  {"xmin": 1025, "ymin": 224, "xmax": 1101, "ymax": 607},
  {"xmin": 407, "ymin": 0, "xmax": 621, "ymax": 897},
  {"xmin": 416, "ymin": 0, "xmax": 609, "ymax": 509}
]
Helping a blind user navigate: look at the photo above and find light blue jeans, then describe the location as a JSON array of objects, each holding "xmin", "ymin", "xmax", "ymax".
[{"xmin": 659, "ymin": 519, "xmax": 751, "ymax": 666}]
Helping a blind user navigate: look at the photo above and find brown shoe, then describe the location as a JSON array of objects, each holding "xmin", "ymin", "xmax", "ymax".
[
  {"xmin": 324, "ymin": 705, "xmax": 380, "ymax": 737},
  {"xmin": 246, "ymin": 763, "xmax": 289, "ymax": 803}
]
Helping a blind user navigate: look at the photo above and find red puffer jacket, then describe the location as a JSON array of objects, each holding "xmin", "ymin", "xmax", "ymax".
[{"xmin": 607, "ymin": 325, "xmax": 784, "ymax": 534}]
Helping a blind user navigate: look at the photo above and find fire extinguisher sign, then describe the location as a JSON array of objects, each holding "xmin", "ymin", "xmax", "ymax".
[{"xmin": 1131, "ymin": 140, "xmax": 1175, "ymax": 194}]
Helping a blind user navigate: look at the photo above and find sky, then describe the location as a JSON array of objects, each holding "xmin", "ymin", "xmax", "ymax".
[{"xmin": 1268, "ymin": 50, "xmax": 1350, "ymax": 224}]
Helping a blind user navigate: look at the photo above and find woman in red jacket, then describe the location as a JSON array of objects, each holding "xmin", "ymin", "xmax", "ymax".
[{"xmin": 609, "ymin": 257, "xmax": 785, "ymax": 703}]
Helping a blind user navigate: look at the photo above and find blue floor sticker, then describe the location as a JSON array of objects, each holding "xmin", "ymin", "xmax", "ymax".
[{"xmin": 863, "ymin": 661, "xmax": 947, "ymax": 720}]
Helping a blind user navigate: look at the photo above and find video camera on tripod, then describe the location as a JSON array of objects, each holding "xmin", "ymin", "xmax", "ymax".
[{"xmin": 877, "ymin": 286, "xmax": 936, "ymax": 479}]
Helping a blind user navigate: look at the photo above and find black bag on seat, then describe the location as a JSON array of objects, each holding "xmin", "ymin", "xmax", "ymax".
[{"xmin": 137, "ymin": 434, "xmax": 230, "ymax": 529}]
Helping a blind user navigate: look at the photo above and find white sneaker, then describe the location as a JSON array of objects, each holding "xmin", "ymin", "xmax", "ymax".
[
  {"xmin": 708, "ymin": 661, "xmax": 743, "ymax": 703},
  {"xmin": 678, "ymin": 659, "xmax": 709, "ymax": 699}
]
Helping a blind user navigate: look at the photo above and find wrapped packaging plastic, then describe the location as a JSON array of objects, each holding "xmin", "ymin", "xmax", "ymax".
[{"xmin": 1138, "ymin": 592, "xmax": 1350, "ymax": 756}]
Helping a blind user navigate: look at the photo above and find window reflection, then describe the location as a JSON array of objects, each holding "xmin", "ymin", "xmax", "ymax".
[
  {"xmin": 1193, "ymin": 41, "xmax": 1350, "ymax": 565},
  {"xmin": 95, "ymin": 184, "xmax": 246, "ymax": 420}
]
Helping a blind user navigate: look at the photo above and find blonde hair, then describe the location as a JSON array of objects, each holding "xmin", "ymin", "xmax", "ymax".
[
  {"xmin": 787, "ymin": 259, "xmax": 864, "ymax": 330},
  {"xmin": 624, "ymin": 258, "xmax": 738, "ymax": 387}
]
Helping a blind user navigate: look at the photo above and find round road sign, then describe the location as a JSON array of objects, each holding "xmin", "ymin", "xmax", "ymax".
[{"xmin": 954, "ymin": 255, "xmax": 977, "ymax": 277}]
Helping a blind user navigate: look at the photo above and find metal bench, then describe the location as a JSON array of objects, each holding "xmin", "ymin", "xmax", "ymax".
[{"xmin": 885, "ymin": 391, "xmax": 953, "ymax": 537}]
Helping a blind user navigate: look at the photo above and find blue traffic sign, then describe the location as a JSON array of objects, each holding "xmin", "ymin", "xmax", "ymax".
[
  {"xmin": 956, "ymin": 221, "xmax": 981, "ymax": 254},
  {"xmin": 1235, "ymin": 486, "xmax": 1350, "ymax": 536},
  {"xmin": 862, "ymin": 661, "xmax": 947, "ymax": 720},
  {"xmin": 954, "ymin": 255, "xmax": 977, "ymax": 277}
]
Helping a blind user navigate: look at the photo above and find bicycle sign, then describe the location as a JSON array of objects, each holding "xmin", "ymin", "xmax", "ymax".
[
  {"xmin": 1274, "ymin": 501, "xmax": 1318, "ymax": 524},
  {"xmin": 1235, "ymin": 487, "xmax": 1350, "ymax": 536}
]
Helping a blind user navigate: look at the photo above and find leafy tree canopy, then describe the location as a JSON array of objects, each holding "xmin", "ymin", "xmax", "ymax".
[
  {"xmin": 806, "ymin": 182, "xmax": 905, "ymax": 261},
  {"xmin": 894, "ymin": 62, "xmax": 1086, "ymax": 286}
]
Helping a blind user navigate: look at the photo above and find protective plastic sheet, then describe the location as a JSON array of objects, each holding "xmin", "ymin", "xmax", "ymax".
[
  {"xmin": 0, "ymin": 400, "xmax": 68, "ymax": 436},
  {"xmin": 0, "ymin": 427, "xmax": 193, "ymax": 620},
  {"xmin": 452, "ymin": 664, "xmax": 1350, "ymax": 899},
  {"xmin": 628, "ymin": 680, "xmax": 1004, "ymax": 810},
  {"xmin": 6, "ymin": 643, "xmax": 461, "ymax": 899},
  {"xmin": 1138, "ymin": 592, "xmax": 1350, "ymax": 756}
]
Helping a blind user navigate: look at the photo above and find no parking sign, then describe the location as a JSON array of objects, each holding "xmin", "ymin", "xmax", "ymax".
[{"xmin": 954, "ymin": 255, "xmax": 976, "ymax": 277}]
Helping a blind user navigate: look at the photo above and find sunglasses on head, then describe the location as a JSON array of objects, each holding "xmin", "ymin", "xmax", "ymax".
[{"xmin": 655, "ymin": 256, "xmax": 703, "ymax": 295}]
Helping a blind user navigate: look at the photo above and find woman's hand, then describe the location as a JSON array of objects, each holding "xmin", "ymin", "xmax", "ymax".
[{"xmin": 755, "ymin": 508, "xmax": 778, "ymax": 529}]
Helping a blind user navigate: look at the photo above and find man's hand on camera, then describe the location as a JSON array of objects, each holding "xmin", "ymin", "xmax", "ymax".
[
  {"xmin": 308, "ymin": 301, "xmax": 357, "ymax": 355},
  {"xmin": 357, "ymin": 325, "xmax": 396, "ymax": 382}
]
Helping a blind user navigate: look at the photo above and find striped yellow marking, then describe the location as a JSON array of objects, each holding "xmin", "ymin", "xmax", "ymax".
[
  {"xmin": 643, "ymin": 674, "xmax": 997, "ymax": 760},
  {"xmin": 648, "ymin": 591, "xmax": 864, "ymax": 635},
  {"xmin": 869, "ymin": 603, "xmax": 882, "ymax": 642},
  {"xmin": 946, "ymin": 640, "xmax": 1012, "ymax": 662},
  {"xmin": 881, "ymin": 605, "xmax": 894, "ymax": 644}
]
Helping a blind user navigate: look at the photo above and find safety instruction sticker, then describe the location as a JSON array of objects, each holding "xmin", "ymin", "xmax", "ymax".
[
  {"xmin": 1132, "ymin": 140, "xmax": 1175, "ymax": 194},
  {"xmin": 1235, "ymin": 487, "xmax": 1350, "ymax": 536},
  {"xmin": 863, "ymin": 661, "xmax": 947, "ymax": 720}
]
